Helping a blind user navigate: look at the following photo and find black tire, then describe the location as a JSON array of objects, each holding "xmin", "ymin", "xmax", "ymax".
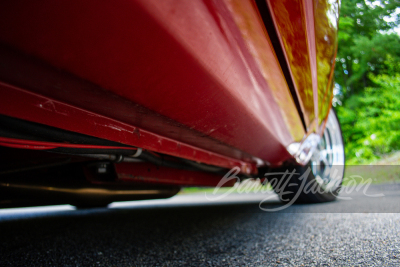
[{"xmin": 269, "ymin": 108, "xmax": 345, "ymax": 204}]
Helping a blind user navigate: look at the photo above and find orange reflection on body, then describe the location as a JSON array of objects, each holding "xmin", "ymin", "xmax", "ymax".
[
  {"xmin": 224, "ymin": 0, "xmax": 305, "ymax": 142},
  {"xmin": 314, "ymin": 0, "xmax": 339, "ymax": 124},
  {"xmin": 267, "ymin": 0, "xmax": 315, "ymax": 128}
]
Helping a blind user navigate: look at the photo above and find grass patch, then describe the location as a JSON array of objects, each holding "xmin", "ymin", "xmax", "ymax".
[{"xmin": 343, "ymin": 165, "xmax": 400, "ymax": 185}]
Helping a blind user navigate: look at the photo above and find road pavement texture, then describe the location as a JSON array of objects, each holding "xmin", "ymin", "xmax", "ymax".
[{"xmin": 0, "ymin": 183, "xmax": 400, "ymax": 266}]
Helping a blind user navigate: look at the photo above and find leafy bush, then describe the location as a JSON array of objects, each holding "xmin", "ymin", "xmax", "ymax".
[{"xmin": 337, "ymin": 74, "xmax": 400, "ymax": 163}]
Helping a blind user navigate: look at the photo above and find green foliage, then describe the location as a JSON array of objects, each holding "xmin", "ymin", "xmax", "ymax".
[
  {"xmin": 334, "ymin": 0, "xmax": 400, "ymax": 163},
  {"xmin": 335, "ymin": 0, "xmax": 400, "ymax": 97},
  {"xmin": 337, "ymin": 74, "xmax": 400, "ymax": 163}
]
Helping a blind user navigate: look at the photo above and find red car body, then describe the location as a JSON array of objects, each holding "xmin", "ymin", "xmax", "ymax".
[{"xmin": 0, "ymin": 0, "xmax": 339, "ymax": 206}]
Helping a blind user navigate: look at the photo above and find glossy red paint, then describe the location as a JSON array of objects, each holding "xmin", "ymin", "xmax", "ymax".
[
  {"xmin": 314, "ymin": 0, "xmax": 340, "ymax": 125},
  {"xmin": 0, "ymin": 0, "xmax": 340, "ymax": 176},
  {"xmin": 265, "ymin": 0, "xmax": 340, "ymax": 136},
  {"xmin": 223, "ymin": 0, "xmax": 305, "ymax": 142},
  {"xmin": 0, "ymin": 136, "xmax": 139, "ymax": 151},
  {"xmin": 0, "ymin": 82, "xmax": 256, "ymax": 174},
  {"xmin": 0, "ymin": 46, "xmax": 259, "ymax": 168},
  {"xmin": 115, "ymin": 162, "xmax": 236, "ymax": 187},
  {"xmin": 0, "ymin": 0, "xmax": 303, "ymax": 167},
  {"xmin": 266, "ymin": 0, "xmax": 317, "ymax": 129},
  {"xmin": 304, "ymin": 0, "xmax": 320, "ymax": 131}
]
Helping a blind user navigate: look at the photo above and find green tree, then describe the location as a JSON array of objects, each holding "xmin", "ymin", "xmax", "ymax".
[
  {"xmin": 338, "ymin": 73, "xmax": 400, "ymax": 163},
  {"xmin": 335, "ymin": 0, "xmax": 400, "ymax": 98},
  {"xmin": 334, "ymin": 0, "xmax": 400, "ymax": 163}
]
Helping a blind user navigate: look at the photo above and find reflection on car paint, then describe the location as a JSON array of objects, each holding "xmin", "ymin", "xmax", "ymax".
[{"xmin": 315, "ymin": 0, "xmax": 339, "ymax": 125}]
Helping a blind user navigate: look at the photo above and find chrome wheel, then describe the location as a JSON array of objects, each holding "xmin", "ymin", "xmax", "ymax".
[
  {"xmin": 311, "ymin": 109, "xmax": 345, "ymax": 191},
  {"xmin": 269, "ymin": 108, "xmax": 345, "ymax": 203}
]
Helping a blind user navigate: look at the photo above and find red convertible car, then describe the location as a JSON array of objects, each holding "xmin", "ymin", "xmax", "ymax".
[{"xmin": 0, "ymin": 0, "xmax": 344, "ymax": 208}]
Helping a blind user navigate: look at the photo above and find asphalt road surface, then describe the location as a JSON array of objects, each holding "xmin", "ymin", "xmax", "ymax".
[{"xmin": 1, "ymin": 184, "xmax": 400, "ymax": 266}]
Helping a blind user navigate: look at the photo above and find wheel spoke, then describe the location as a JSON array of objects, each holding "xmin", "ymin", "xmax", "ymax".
[{"xmin": 310, "ymin": 109, "xmax": 345, "ymax": 191}]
